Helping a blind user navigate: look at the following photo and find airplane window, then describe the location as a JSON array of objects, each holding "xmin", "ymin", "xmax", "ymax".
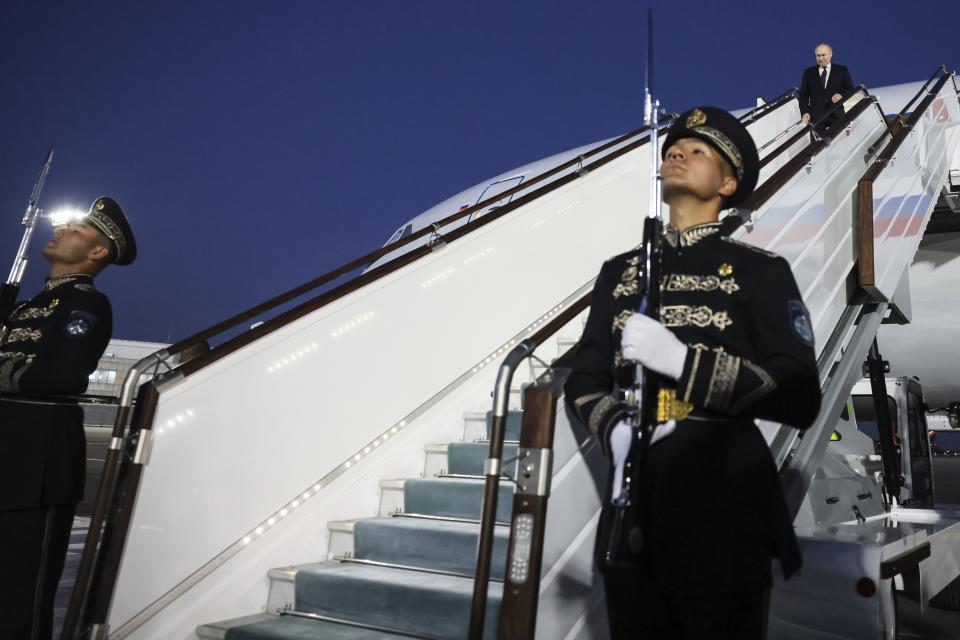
[
  {"xmin": 385, "ymin": 224, "xmax": 414, "ymax": 246},
  {"xmin": 472, "ymin": 176, "xmax": 524, "ymax": 221}
]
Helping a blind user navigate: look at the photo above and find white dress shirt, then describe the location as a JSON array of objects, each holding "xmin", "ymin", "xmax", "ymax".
[{"xmin": 820, "ymin": 64, "xmax": 831, "ymax": 88}]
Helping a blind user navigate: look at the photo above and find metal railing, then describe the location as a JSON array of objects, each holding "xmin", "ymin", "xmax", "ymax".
[{"xmin": 468, "ymin": 296, "xmax": 591, "ymax": 640}]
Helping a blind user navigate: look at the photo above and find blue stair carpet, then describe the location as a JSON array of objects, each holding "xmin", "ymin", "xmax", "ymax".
[
  {"xmin": 446, "ymin": 442, "xmax": 518, "ymax": 477},
  {"xmin": 223, "ymin": 411, "xmax": 518, "ymax": 640},
  {"xmin": 484, "ymin": 411, "xmax": 523, "ymax": 440},
  {"xmin": 353, "ymin": 517, "xmax": 509, "ymax": 579},
  {"xmin": 296, "ymin": 563, "xmax": 502, "ymax": 639},
  {"xmin": 225, "ymin": 615, "xmax": 413, "ymax": 639},
  {"xmin": 402, "ymin": 478, "xmax": 514, "ymax": 522}
]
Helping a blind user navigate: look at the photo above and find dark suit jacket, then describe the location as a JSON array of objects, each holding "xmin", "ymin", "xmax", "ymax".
[
  {"xmin": 798, "ymin": 63, "xmax": 854, "ymax": 121},
  {"xmin": 0, "ymin": 274, "xmax": 112, "ymax": 509}
]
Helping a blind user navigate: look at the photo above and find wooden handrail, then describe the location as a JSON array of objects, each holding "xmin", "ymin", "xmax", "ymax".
[
  {"xmin": 469, "ymin": 293, "xmax": 591, "ymax": 640},
  {"xmin": 160, "ymin": 86, "xmax": 799, "ymax": 376},
  {"xmin": 899, "ymin": 64, "xmax": 949, "ymax": 117},
  {"xmin": 737, "ymin": 93, "xmax": 883, "ymax": 216},
  {"xmin": 176, "ymin": 88, "xmax": 804, "ymax": 380},
  {"xmin": 857, "ymin": 69, "xmax": 953, "ymax": 293},
  {"xmin": 738, "ymin": 87, "xmax": 799, "ymax": 124},
  {"xmin": 759, "ymin": 84, "xmax": 869, "ymax": 170},
  {"xmin": 161, "ymin": 120, "xmax": 667, "ymax": 360}
]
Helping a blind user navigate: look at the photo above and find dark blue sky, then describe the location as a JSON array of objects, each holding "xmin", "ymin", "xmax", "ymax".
[{"xmin": 2, "ymin": 0, "xmax": 957, "ymax": 341}]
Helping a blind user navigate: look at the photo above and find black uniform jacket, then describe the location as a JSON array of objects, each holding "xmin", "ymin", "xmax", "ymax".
[
  {"xmin": 798, "ymin": 63, "xmax": 854, "ymax": 121},
  {"xmin": 564, "ymin": 221, "xmax": 821, "ymax": 594},
  {"xmin": 0, "ymin": 274, "xmax": 112, "ymax": 509}
]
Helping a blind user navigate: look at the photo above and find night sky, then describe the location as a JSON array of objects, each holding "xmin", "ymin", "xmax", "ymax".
[{"xmin": 2, "ymin": 1, "xmax": 957, "ymax": 342}]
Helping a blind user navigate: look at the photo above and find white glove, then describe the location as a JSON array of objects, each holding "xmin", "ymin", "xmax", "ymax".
[
  {"xmin": 608, "ymin": 421, "xmax": 633, "ymax": 501},
  {"xmin": 621, "ymin": 313, "xmax": 688, "ymax": 381}
]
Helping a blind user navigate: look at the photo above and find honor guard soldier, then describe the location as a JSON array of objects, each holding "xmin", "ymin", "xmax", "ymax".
[
  {"xmin": 0, "ymin": 196, "xmax": 136, "ymax": 640},
  {"xmin": 565, "ymin": 107, "xmax": 821, "ymax": 639}
]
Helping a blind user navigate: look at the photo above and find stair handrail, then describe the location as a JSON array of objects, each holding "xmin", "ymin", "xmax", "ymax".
[
  {"xmin": 774, "ymin": 65, "xmax": 956, "ymax": 517},
  {"xmin": 60, "ymin": 350, "xmax": 171, "ymax": 640},
  {"xmin": 737, "ymin": 87, "xmax": 799, "ymax": 125},
  {"xmin": 898, "ymin": 64, "xmax": 950, "ymax": 118},
  {"xmin": 154, "ymin": 118, "xmax": 667, "ymax": 365},
  {"xmin": 757, "ymin": 84, "xmax": 873, "ymax": 171},
  {"xmin": 170, "ymin": 88, "xmax": 799, "ymax": 382},
  {"xmin": 468, "ymin": 296, "xmax": 591, "ymax": 640},
  {"xmin": 735, "ymin": 89, "xmax": 886, "ymax": 218},
  {"xmin": 856, "ymin": 67, "xmax": 953, "ymax": 294}
]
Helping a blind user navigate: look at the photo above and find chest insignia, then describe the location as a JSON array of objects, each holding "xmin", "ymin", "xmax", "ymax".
[
  {"xmin": 663, "ymin": 305, "xmax": 733, "ymax": 331},
  {"xmin": 621, "ymin": 266, "xmax": 638, "ymax": 282},
  {"xmin": 613, "ymin": 282, "xmax": 640, "ymax": 299},
  {"xmin": 718, "ymin": 263, "xmax": 734, "ymax": 276},
  {"xmin": 12, "ymin": 299, "xmax": 60, "ymax": 321},
  {"xmin": 5, "ymin": 327, "xmax": 43, "ymax": 343},
  {"xmin": 611, "ymin": 309, "xmax": 634, "ymax": 333},
  {"xmin": 665, "ymin": 274, "xmax": 739, "ymax": 295}
]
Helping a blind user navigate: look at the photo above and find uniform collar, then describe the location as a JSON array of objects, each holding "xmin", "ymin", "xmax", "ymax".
[
  {"xmin": 44, "ymin": 273, "xmax": 94, "ymax": 291},
  {"xmin": 663, "ymin": 221, "xmax": 724, "ymax": 248}
]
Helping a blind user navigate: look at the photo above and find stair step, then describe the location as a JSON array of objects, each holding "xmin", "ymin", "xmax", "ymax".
[
  {"xmin": 448, "ymin": 442, "xmax": 519, "ymax": 476},
  {"xmin": 352, "ymin": 517, "xmax": 509, "ymax": 579},
  {"xmin": 403, "ymin": 477, "xmax": 514, "ymax": 522},
  {"xmin": 199, "ymin": 613, "xmax": 273, "ymax": 640},
  {"xmin": 221, "ymin": 613, "xmax": 419, "ymax": 639},
  {"xmin": 294, "ymin": 562, "xmax": 502, "ymax": 640},
  {"xmin": 423, "ymin": 443, "xmax": 448, "ymax": 477},
  {"xmin": 464, "ymin": 409, "xmax": 523, "ymax": 441},
  {"xmin": 486, "ymin": 410, "xmax": 524, "ymax": 440},
  {"xmin": 327, "ymin": 520, "xmax": 357, "ymax": 559},
  {"xmin": 379, "ymin": 479, "xmax": 406, "ymax": 516}
]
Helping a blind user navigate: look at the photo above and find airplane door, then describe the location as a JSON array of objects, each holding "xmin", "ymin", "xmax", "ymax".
[{"xmin": 469, "ymin": 175, "xmax": 524, "ymax": 222}]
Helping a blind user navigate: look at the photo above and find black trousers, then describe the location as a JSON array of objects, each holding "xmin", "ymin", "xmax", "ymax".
[
  {"xmin": 0, "ymin": 504, "xmax": 76, "ymax": 640},
  {"xmin": 604, "ymin": 566, "xmax": 769, "ymax": 640}
]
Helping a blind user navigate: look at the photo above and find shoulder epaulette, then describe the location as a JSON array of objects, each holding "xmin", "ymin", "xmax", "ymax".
[{"xmin": 720, "ymin": 236, "xmax": 779, "ymax": 258}]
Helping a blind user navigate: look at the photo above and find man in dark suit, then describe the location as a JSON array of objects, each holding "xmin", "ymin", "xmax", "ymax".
[
  {"xmin": 798, "ymin": 43, "xmax": 854, "ymax": 134},
  {"xmin": 0, "ymin": 197, "xmax": 136, "ymax": 639}
]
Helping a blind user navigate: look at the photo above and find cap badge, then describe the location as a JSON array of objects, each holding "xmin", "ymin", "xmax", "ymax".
[
  {"xmin": 718, "ymin": 263, "xmax": 734, "ymax": 276},
  {"xmin": 686, "ymin": 109, "xmax": 707, "ymax": 128},
  {"xmin": 94, "ymin": 199, "xmax": 106, "ymax": 211},
  {"xmin": 621, "ymin": 266, "xmax": 638, "ymax": 282}
]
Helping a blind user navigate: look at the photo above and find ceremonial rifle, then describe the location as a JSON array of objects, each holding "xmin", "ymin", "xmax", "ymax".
[
  {"xmin": 1, "ymin": 148, "xmax": 54, "ymax": 331},
  {"xmin": 602, "ymin": 8, "xmax": 666, "ymax": 567}
]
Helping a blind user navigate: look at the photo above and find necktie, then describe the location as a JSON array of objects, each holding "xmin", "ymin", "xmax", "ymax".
[{"xmin": 821, "ymin": 67, "xmax": 828, "ymax": 89}]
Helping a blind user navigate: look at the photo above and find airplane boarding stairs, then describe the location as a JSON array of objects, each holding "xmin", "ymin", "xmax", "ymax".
[{"xmin": 66, "ymin": 71, "xmax": 960, "ymax": 640}]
